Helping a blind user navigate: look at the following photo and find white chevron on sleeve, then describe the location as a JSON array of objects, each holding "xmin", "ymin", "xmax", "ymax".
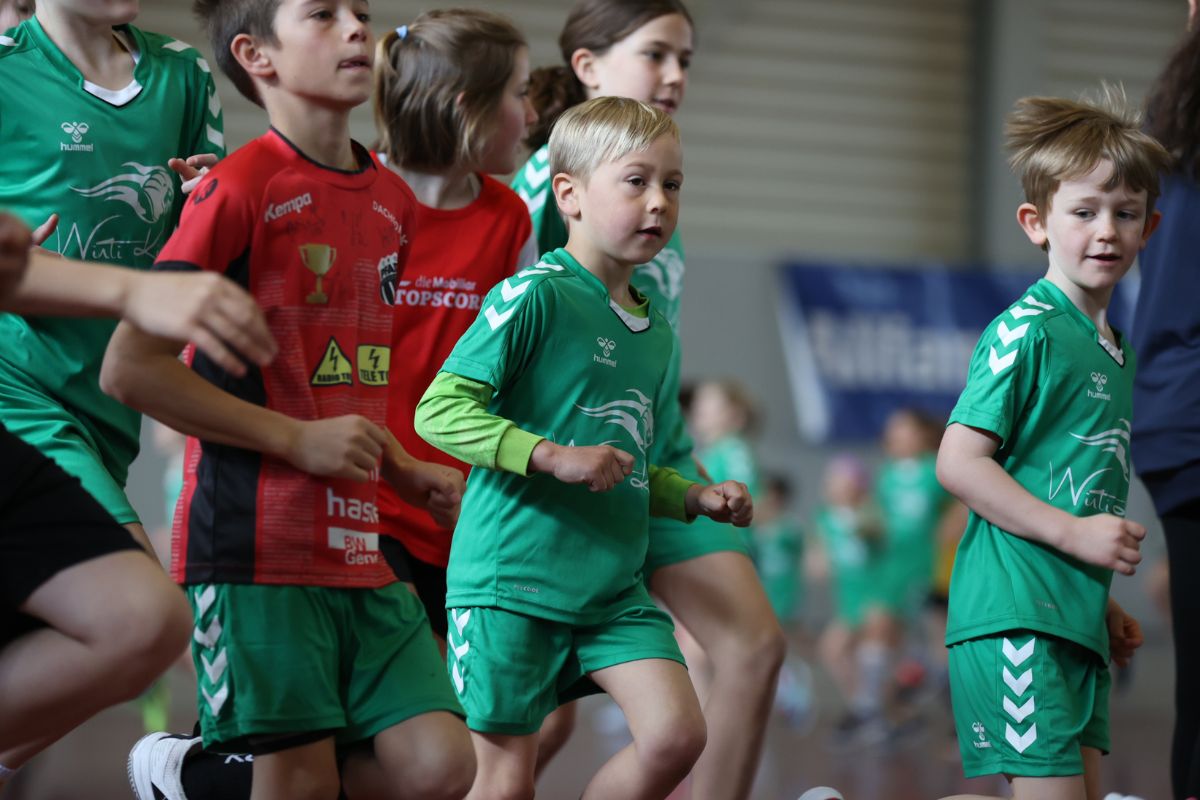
[
  {"xmin": 485, "ymin": 305, "xmax": 514, "ymax": 331},
  {"xmin": 523, "ymin": 159, "xmax": 550, "ymax": 188},
  {"xmin": 1023, "ymin": 296, "xmax": 1054, "ymax": 310},
  {"xmin": 500, "ymin": 278, "xmax": 530, "ymax": 303},
  {"xmin": 989, "ymin": 346, "xmax": 1018, "ymax": 375},
  {"xmin": 1010, "ymin": 304, "xmax": 1045, "ymax": 319},
  {"xmin": 996, "ymin": 321, "xmax": 1030, "ymax": 348}
]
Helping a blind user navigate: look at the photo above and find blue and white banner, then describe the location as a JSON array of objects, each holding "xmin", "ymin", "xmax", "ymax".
[{"xmin": 776, "ymin": 263, "xmax": 1137, "ymax": 443}]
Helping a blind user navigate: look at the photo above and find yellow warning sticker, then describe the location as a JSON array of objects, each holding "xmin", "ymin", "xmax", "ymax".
[
  {"xmin": 357, "ymin": 345, "xmax": 390, "ymax": 386},
  {"xmin": 311, "ymin": 337, "xmax": 354, "ymax": 386}
]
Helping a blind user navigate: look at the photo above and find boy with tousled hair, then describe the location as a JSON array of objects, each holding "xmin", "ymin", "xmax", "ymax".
[
  {"xmin": 937, "ymin": 87, "xmax": 1171, "ymax": 800},
  {"xmin": 415, "ymin": 95, "xmax": 752, "ymax": 800},
  {"xmin": 103, "ymin": 1, "xmax": 476, "ymax": 798}
]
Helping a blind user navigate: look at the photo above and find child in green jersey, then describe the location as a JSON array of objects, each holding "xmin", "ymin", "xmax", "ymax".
[
  {"xmin": 937, "ymin": 89, "xmax": 1171, "ymax": 800},
  {"xmin": 512, "ymin": 4, "xmax": 785, "ymax": 793},
  {"xmin": 690, "ymin": 379, "xmax": 762, "ymax": 555},
  {"xmin": 416, "ymin": 96, "xmax": 753, "ymax": 800},
  {"xmin": 0, "ymin": 0, "xmax": 224, "ymax": 555},
  {"xmin": 812, "ymin": 455, "xmax": 892, "ymax": 744}
]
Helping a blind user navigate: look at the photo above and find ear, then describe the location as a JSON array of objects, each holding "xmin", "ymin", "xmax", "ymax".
[
  {"xmin": 1141, "ymin": 209, "xmax": 1163, "ymax": 247},
  {"xmin": 1016, "ymin": 202, "xmax": 1047, "ymax": 248},
  {"xmin": 569, "ymin": 47, "xmax": 601, "ymax": 90},
  {"xmin": 230, "ymin": 32, "xmax": 275, "ymax": 82},
  {"xmin": 552, "ymin": 172, "xmax": 582, "ymax": 220},
  {"xmin": 454, "ymin": 90, "xmax": 466, "ymax": 110}
]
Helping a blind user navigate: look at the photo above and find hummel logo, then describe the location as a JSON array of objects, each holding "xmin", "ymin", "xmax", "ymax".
[
  {"xmin": 1088, "ymin": 371, "xmax": 1111, "ymax": 401},
  {"xmin": 970, "ymin": 721, "xmax": 992, "ymax": 749},
  {"xmin": 597, "ymin": 337, "xmax": 616, "ymax": 357},
  {"xmin": 60, "ymin": 122, "xmax": 89, "ymax": 143}
]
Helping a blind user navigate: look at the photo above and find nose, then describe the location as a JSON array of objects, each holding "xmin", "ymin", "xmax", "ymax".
[
  {"xmin": 344, "ymin": 8, "xmax": 368, "ymax": 41},
  {"xmin": 523, "ymin": 95, "xmax": 537, "ymax": 127},
  {"xmin": 662, "ymin": 56, "xmax": 685, "ymax": 87},
  {"xmin": 646, "ymin": 185, "xmax": 668, "ymax": 215},
  {"xmin": 1097, "ymin": 212, "xmax": 1118, "ymax": 241}
]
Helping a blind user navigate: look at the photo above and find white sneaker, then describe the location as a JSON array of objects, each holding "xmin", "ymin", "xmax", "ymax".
[
  {"xmin": 1103, "ymin": 794, "xmax": 1147, "ymax": 800},
  {"xmin": 127, "ymin": 732, "xmax": 201, "ymax": 800},
  {"xmin": 798, "ymin": 788, "xmax": 845, "ymax": 800}
]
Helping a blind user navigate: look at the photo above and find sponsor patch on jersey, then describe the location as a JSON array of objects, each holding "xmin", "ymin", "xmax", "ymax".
[
  {"xmin": 311, "ymin": 337, "xmax": 353, "ymax": 386},
  {"xmin": 356, "ymin": 345, "xmax": 390, "ymax": 386}
]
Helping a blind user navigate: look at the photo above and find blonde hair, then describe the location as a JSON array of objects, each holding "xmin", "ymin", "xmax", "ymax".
[
  {"xmin": 1006, "ymin": 85, "xmax": 1172, "ymax": 218},
  {"xmin": 548, "ymin": 96, "xmax": 679, "ymax": 180},
  {"xmin": 373, "ymin": 9, "xmax": 525, "ymax": 170}
]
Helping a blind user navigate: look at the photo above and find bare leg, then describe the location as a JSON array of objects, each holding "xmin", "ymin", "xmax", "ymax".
[
  {"xmin": 0, "ymin": 551, "xmax": 190, "ymax": 759},
  {"xmin": 534, "ymin": 702, "xmax": 576, "ymax": 777},
  {"xmin": 582, "ymin": 658, "xmax": 706, "ymax": 800},
  {"xmin": 650, "ymin": 552, "xmax": 784, "ymax": 800},
  {"xmin": 340, "ymin": 711, "xmax": 474, "ymax": 800},
  {"xmin": 250, "ymin": 738, "xmax": 340, "ymax": 800},
  {"xmin": 464, "ymin": 731, "xmax": 538, "ymax": 800}
]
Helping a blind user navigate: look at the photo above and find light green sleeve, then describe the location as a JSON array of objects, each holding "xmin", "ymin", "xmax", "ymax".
[
  {"xmin": 414, "ymin": 372, "xmax": 543, "ymax": 476},
  {"xmin": 649, "ymin": 465, "xmax": 696, "ymax": 522}
]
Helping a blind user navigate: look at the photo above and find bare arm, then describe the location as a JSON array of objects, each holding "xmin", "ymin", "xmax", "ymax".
[
  {"xmin": 101, "ymin": 323, "xmax": 385, "ymax": 482},
  {"xmin": 11, "ymin": 250, "xmax": 276, "ymax": 376},
  {"xmin": 937, "ymin": 422, "xmax": 1144, "ymax": 575}
]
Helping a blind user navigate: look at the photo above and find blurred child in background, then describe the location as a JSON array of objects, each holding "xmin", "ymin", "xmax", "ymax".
[
  {"xmin": 813, "ymin": 455, "xmax": 891, "ymax": 746},
  {"xmin": 690, "ymin": 379, "xmax": 762, "ymax": 554}
]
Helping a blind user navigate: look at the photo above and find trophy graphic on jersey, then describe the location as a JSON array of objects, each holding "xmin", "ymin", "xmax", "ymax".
[{"xmin": 299, "ymin": 243, "xmax": 337, "ymax": 304}]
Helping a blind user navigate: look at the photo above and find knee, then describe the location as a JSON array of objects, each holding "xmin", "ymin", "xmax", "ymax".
[
  {"xmin": 473, "ymin": 777, "xmax": 535, "ymax": 800},
  {"xmin": 403, "ymin": 735, "xmax": 476, "ymax": 800},
  {"xmin": 636, "ymin": 708, "xmax": 707, "ymax": 777},
  {"xmin": 712, "ymin": 616, "xmax": 786, "ymax": 679},
  {"xmin": 107, "ymin": 584, "xmax": 191, "ymax": 698}
]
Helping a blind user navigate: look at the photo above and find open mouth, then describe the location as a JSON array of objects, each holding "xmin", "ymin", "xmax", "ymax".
[
  {"xmin": 1088, "ymin": 254, "xmax": 1121, "ymax": 263},
  {"xmin": 652, "ymin": 98, "xmax": 678, "ymax": 114},
  {"xmin": 338, "ymin": 56, "xmax": 371, "ymax": 70},
  {"xmin": 637, "ymin": 226, "xmax": 663, "ymax": 239}
]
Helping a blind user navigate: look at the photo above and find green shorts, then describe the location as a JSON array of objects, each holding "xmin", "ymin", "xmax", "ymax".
[
  {"xmin": 0, "ymin": 364, "xmax": 137, "ymax": 525},
  {"xmin": 949, "ymin": 631, "xmax": 1110, "ymax": 778},
  {"xmin": 189, "ymin": 582, "xmax": 462, "ymax": 750},
  {"xmin": 446, "ymin": 603, "xmax": 684, "ymax": 735}
]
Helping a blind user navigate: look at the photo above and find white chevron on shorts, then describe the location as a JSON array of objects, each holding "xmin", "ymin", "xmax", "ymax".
[
  {"xmin": 202, "ymin": 683, "xmax": 229, "ymax": 715},
  {"xmin": 1002, "ymin": 665, "xmax": 1032, "ymax": 696},
  {"xmin": 1003, "ymin": 637, "xmax": 1035, "ymax": 667},
  {"xmin": 201, "ymin": 649, "xmax": 228, "ymax": 684},
  {"xmin": 1003, "ymin": 695, "xmax": 1036, "ymax": 724},
  {"xmin": 1005, "ymin": 721, "xmax": 1038, "ymax": 753}
]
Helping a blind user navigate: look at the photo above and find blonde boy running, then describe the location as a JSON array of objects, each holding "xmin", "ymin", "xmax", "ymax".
[
  {"xmin": 938, "ymin": 90, "xmax": 1170, "ymax": 800},
  {"xmin": 417, "ymin": 96, "xmax": 752, "ymax": 800}
]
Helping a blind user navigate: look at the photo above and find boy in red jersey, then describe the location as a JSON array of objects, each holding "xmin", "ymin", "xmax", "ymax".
[{"xmin": 101, "ymin": 1, "xmax": 475, "ymax": 798}]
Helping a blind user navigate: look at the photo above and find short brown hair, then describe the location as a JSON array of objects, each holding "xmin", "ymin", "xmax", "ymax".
[
  {"xmin": 374, "ymin": 9, "xmax": 525, "ymax": 171},
  {"xmin": 527, "ymin": 0, "xmax": 693, "ymax": 150},
  {"xmin": 1006, "ymin": 85, "xmax": 1172, "ymax": 218},
  {"xmin": 193, "ymin": 0, "xmax": 281, "ymax": 106}
]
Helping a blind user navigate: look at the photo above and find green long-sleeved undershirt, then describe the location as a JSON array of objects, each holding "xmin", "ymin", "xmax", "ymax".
[{"xmin": 414, "ymin": 373, "xmax": 696, "ymax": 522}]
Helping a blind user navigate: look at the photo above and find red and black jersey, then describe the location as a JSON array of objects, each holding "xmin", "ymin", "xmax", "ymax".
[
  {"xmin": 375, "ymin": 170, "xmax": 532, "ymax": 568},
  {"xmin": 160, "ymin": 129, "xmax": 417, "ymax": 589}
]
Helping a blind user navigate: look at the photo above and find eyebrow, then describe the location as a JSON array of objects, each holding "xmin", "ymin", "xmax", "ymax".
[{"xmin": 644, "ymin": 39, "xmax": 693, "ymax": 56}]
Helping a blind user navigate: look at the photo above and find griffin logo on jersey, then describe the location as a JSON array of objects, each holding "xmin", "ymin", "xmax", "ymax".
[
  {"xmin": 576, "ymin": 389, "xmax": 654, "ymax": 490},
  {"xmin": 71, "ymin": 163, "xmax": 175, "ymax": 224}
]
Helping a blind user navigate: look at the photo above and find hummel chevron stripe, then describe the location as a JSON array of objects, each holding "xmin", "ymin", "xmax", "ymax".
[
  {"xmin": 989, "ymin": 346, "xmax": 1017, "ymax": 375},
  {"xmin": 1005, "ymin": 722, "xmax": 1037, "ymax": 753},
  {"xmin": 1004, "ymin": 695, "xmax": 1035, "ymax": 724},
  {"xmin": 1003, "ymin": 637, "xmax": 1035, "ymax": 666},
  {"xmin": 1003, "ymin": 666, "xmax": 1033, "ymax": 696}
]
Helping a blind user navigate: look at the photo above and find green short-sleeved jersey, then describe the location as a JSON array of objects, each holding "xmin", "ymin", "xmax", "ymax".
[
  {"xmin": 511, "ymin": 144, "xmax": 685, "ymax": 328},
  {"xmin": 699, "ymin": 434, "xmax": 761, "ymax": 547},
  {"xmin": 946, "ymin": 279, "xmax": 1134, "ymax": 659},
  {"xmin": 877, "ymin": 454, "xmax": 945, "ymax": 596},
  {"xmin": 441, "ymin": 248, "xmax": 677, "ymax": 624},
  {"xmin": 815, "ymin": 504, "xmax": 881, "ymax": 626},
  {"xmin": 0, "ymin": 19, "xmax": 224, "ymax": 482},
  {"xmin": 755, "ymin": 518, "xmax": 804, "ymax": 620}
]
